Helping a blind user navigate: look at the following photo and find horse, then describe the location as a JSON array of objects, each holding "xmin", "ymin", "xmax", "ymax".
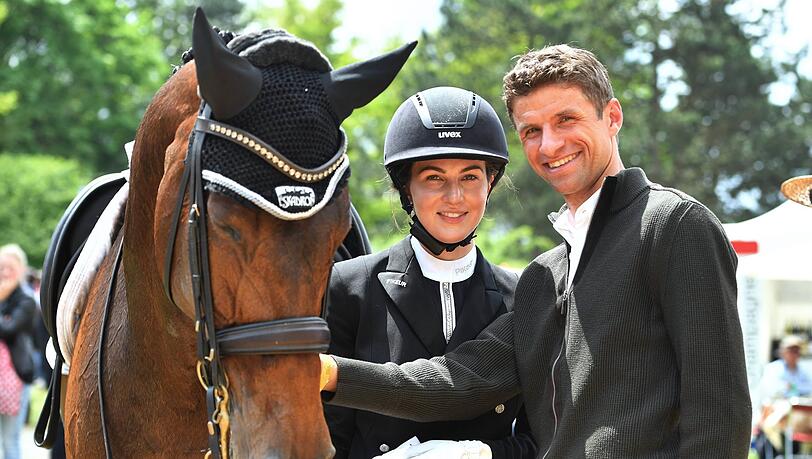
[{"xmin": 43, "ymin": 9, "xmax": 414, "ymax": 457}]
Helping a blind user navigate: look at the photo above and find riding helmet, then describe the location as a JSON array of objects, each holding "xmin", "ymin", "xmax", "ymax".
[
  {"xmin": 383, "ymin": 86, "xmax": 510, "ymax": 255},
  {"xmin": 384, "ymin": 86, "xmax": 510, "ymax": 195}
]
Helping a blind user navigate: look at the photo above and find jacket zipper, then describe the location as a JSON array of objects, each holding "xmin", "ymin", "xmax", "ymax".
[{"xmin": 543, "ymin": 288, "xmax": 570, "ymax": 459}]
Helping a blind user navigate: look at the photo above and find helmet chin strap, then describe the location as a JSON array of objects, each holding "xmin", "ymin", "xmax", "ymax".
[
  {"xmin": 398, "ymin": 181, "xmax": 491, "ymax": 256},
  {"xmin": 409, "ymin": 215, "xmax": 477, "ymax": 256}
]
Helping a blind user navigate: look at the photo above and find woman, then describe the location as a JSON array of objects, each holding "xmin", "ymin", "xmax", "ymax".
[
  {"xmin": 324, "ymin": 87, "xmax": 535, "ymax": 459},
  {"xmin": 0, "ymin": 244, "xmax": 37, "ymax": 459}
]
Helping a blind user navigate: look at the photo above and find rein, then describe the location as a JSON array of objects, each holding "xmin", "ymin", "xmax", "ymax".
[{"xmin": 97, "ymin": 103, "xmax": 340, "ymax": 459}]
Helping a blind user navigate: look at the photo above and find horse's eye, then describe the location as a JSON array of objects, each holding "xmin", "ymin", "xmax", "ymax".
[{"xmin": 218, "ymin": 223, "xmax": 241, "ymax": 242}]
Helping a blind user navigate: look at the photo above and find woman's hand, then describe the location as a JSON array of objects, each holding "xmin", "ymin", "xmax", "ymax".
[{"xmin": 319, "ymin": 353, "xmax": 338, "ymax": 392}]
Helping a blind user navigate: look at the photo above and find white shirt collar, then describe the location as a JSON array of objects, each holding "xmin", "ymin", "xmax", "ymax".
[
  {"xmin": 410, "ymin": 236, "xmax": 478, "ymax": 283},
  {"xmin": 552, "ymin": 187, "xmax": 602, "ymax": 238},
  {"xmin": 552, "ymin": 187, "xmax": 602, "ymax": 288}
]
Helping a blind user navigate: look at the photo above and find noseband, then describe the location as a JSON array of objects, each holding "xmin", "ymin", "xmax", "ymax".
[{"xmin": 98, "ymin": 103, "xmax": 346, "ymax": 459}]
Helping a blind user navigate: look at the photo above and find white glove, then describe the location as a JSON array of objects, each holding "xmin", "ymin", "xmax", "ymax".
[
  {"xmin": 399, "ymin": 440, "xmax": 492, "ymax": 459},
  {"xmin": 375, "ymin": 436, "xmax": 421, "ymax": 459}
]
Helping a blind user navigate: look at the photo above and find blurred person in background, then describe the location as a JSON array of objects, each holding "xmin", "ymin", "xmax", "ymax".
[
  {"xmin": 0, "ymin": 243, "xmax": 38, "ymax": 459},
  {"xmin": 760, "ymin": 335, "xmax": 812, "ymax": 402},
  {"xmin": 755, "ymin": 334, "xmax": 812, "ymax": 457}
]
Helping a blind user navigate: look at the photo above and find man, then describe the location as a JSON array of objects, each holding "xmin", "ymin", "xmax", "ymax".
[
  {"xmin": 755, "ymin": 335, "xmax": 812, "ymax": 456},
  {"xmin": 760, "ymin": 335, "xmax": 812, "ymax": 402},
  {"xmin": 321, "ymin": 44, "xmax": 751, "ymax": 458}
]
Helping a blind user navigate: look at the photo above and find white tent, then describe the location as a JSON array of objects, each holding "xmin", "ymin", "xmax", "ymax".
[
  {"xmin": 722, "ymin": 200, "xmax": 812, "ymax": 410},
  {"xmin": 723, "ymin": 200, "xmax": 812, "ymax": 282}
]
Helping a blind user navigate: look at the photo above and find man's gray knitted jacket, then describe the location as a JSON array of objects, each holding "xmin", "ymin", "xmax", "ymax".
[{"xmin": 328, "ymin": 168, "xmax": 752, "ymax": 458}]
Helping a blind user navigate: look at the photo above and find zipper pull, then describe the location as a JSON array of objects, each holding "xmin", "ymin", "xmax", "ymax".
[{"xmin": 560, "ymin": 291, "xmax": 569, "ymax": 316}]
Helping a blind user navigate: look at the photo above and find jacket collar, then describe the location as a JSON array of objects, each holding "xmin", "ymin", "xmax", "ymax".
[
  {"xmin": 547, "ymin": 167, "xmax": 651, "ymax": 224},
  {"xmin": 377, "ymin": 237, "xmax": 504, "ymax": 355},
  {"xmin": 546, "ymin": 167, "xmax": 652, "ymax": 286},
  {"xmin": 445, "ymin": 252, "xmax": 503, "ymax": 351},
  {"xmin": 606, "ymin": 167, "xmax": 651, "ymax": 213}
]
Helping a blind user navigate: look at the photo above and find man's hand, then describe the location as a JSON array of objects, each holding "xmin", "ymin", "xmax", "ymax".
[{"xmin": 319, "ymin": 353, "xmax": 337, "ymax": 392}]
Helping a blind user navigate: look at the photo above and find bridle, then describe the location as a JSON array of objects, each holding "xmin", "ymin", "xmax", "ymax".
[{"xmin": 97, "ymin": 102, "xmax": 348, "ymax": 459}]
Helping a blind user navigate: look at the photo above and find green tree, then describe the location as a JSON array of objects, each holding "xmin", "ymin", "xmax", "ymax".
[
  {"xmin": 250, "ymin": 0, "xmax": 343, "ymax": 58},
  {"xmin": 0, "ymin": 0, "xmax": 167, "ymax": 172},
  {"xmin": 133, "ymin": 0, "xmax": 247, "ymax": 65},
  {"xmin": 0, "ymin": 154, "xmax": 91, "ymax": 268},
  {"xmin": 247, "ymin": 0, "xmax": 419, "ymax": 251},
  {"xmin": 406, "ymin": 0, "xmax": 811, "ymax": 253}
]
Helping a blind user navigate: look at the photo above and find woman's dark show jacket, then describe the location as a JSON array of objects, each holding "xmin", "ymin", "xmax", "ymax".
[{"xmin": 324, "ymin": 237, "xmax": 536, "ymax": 458}]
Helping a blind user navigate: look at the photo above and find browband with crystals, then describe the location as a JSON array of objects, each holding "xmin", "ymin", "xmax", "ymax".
[{"xmin": 194, "ymin": 117, "xmax": 347, "ymax": 183}]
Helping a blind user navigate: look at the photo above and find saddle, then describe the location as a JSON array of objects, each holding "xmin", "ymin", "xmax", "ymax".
[
  {"xmin": 35, "ymin": 172, "xmax": 127, "ymax": 448},
  {"xmin": 39, "ymin": 172, "xmax": 128, "ymax": 357}
]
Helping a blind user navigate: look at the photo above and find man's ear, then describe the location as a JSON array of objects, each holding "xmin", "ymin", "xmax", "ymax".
[{"xmin": 606, "ymin": 98, "xmax": 623, "ymax": 136}]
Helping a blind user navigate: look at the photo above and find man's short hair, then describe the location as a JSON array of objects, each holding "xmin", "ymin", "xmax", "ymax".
[{"xmin": 502, "ymin": 44, "xmax": 614, "ymax": 121}]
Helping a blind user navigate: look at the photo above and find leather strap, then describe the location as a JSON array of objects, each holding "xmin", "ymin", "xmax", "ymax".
[
  {"xmin": 193, "ymin": 117, "xmax": 347, "ymax": 181},
  {"xmin": 409, "ymin": 216, "xmax": 475, "ymax": 256},
  {"xmin": 156, "ymin": 101, "xmax": 343, "ymax": 459},
  {"xmin": 217, "ymin": 317, "xmax": 330, "ymax": 355},
  {"xmin": 33, "ymin": 356, "xmax": 63, "ymax": 448},
  {"xmin": 98, "ymin": 233, "xmax": 125, "ymax": 458}
]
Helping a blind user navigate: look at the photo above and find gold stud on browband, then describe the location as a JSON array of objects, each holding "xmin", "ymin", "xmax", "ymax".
[{"xmin": 207, "ymin": 121, "xmax": 345, "ymax": 183}]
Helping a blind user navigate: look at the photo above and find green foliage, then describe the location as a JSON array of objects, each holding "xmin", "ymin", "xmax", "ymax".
[
  {"xmin": 0, "ymin": 0, "xmax": 168, "ymax": 172},
  {"xmin": 250, "ymin": 0, "xmax": 343, "ymax": 58},
  {"xmin": 133, "ymin": 0, "xmax": 247, "ymax": 64},
  {"xmin": 0, "ymin": 90, "xmax": 16, "ymax": 116},
  {"xmin": 405, "ymin": 0, "xmax": 811, "ymax": 250},
  {"xmin": 476, "ymin": 220, "xmax": 556, "ymax": 269},
  {"xmin": 0, "ymin": 154, "xmax": 91, "ymax": 268},
  {"xmin": 2, "ymin": 0, "xmax": 809, "ymax": 267},
  {"xmin": 246, "ymin": 0, "xmax": 418, "ymax": 250}
]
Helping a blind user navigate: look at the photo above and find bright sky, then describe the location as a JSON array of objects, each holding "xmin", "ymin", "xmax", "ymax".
[
  {"xmin": 331, "ymin": 0, "xmax": 442, "ymax": 53},
  {"xmin": 325, "ymin": 0, "xmax": 810, "ymax": 104},
  {"xmin": 255, "ymin": 0, "xmax": 810, "ymax": 104}
]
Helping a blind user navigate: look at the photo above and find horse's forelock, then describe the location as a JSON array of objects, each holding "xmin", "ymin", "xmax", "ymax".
[{"xmin": 228, "ymin": 29, "xmax": 332, "ymax": 72}]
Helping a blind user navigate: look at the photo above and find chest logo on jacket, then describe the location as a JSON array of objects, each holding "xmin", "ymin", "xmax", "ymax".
[{"xmin": 385, "ymin": 278, "xmax": 407, "ymax": 287}]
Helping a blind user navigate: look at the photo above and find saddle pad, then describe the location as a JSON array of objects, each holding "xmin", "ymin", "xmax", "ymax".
[
  {"xmin": 40, "ymin": 173, "xmax": 127, "ymax": 356},
  {"xmin": 57, "ymin": 182, "xmax": 128, "ymax": 371}
]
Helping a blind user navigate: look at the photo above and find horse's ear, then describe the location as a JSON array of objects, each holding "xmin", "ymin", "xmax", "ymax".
[
  {"xmin": 192, "ymin": 7, "xmax": 263, "ymax": 120},
  {"xmin": 321, "ymin": 41, "xmax": 417, "ymax": 123}
]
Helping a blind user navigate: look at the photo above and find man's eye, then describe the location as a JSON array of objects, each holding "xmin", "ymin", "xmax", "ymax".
[{"xmin": 522, "ymin": 127, "xmax": 540, "ymax": 138}]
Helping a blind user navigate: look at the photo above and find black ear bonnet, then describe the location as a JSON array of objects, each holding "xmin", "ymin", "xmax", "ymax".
[
  {"xmin": 194, "ymin": 30, "xmax": 346, "ymax": 217},
  {"xmin": 189, "ymin": 13, "xmax": 416, "ymax": 219}
]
